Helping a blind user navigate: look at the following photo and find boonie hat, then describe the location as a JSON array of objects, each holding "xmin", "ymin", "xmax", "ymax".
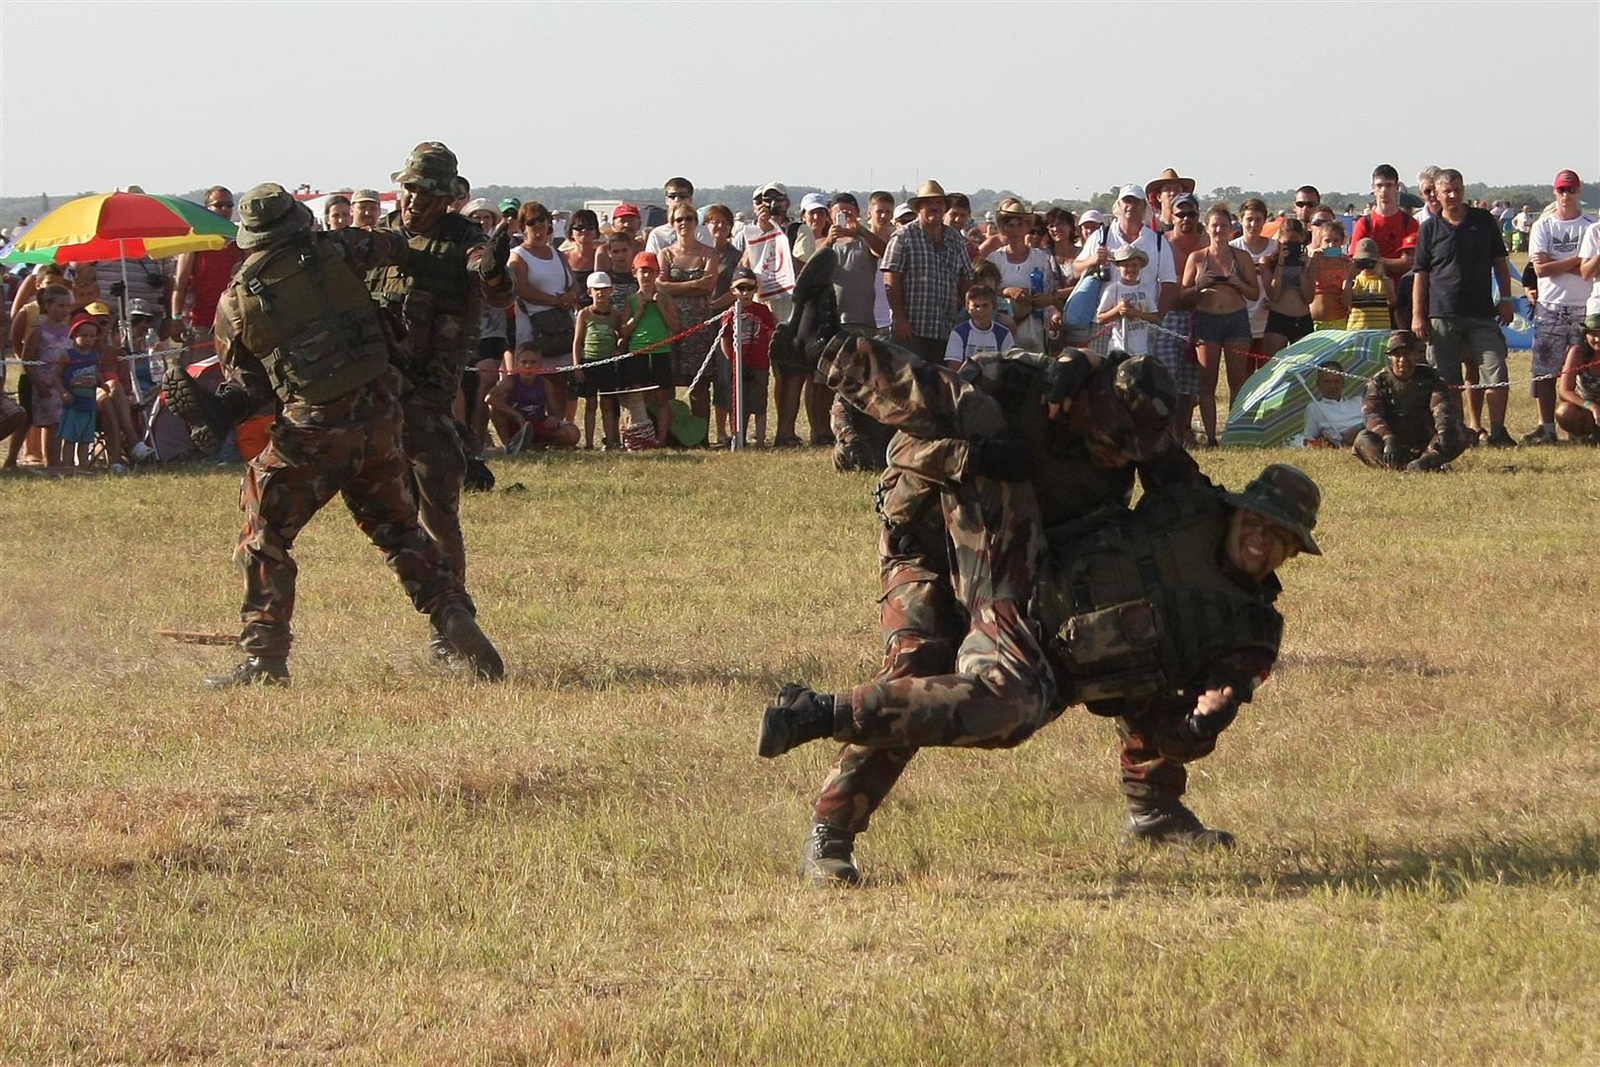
[
  {"xmin": 391, "ymin": 141, "xmax": 459, "ymax": 196},
  {"xmin": 1083, "ymin": 354, "xmax": 1178, "ymax": 461},
  {"xmin": 236, "ymin": 182, "xmax": 313, "ymax": 249},
  {"xmin": 586, "ymin": 271, "xmax": 613, "ymax": 289},
  {"xmin": 1353, "ymin": 237, "xmax": 1381, "ymax": 260},
  {"xmin": 1223, "ymin": 463, "xmax": 1323, "ymax": 555},
  {"xmin": 1111, "ymin": 244, "xmax": 1148, "ymax": 266},
  {"xmin": 800, "ymin": 192, "xmax": 829, "ymax": 213}
]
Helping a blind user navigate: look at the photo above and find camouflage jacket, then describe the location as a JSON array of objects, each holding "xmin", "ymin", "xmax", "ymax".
[
  {"xmin": 829, "ymin": 340, "xmax": 1208, "ymax": 530},
  {"xmin": 1363, "ymin": 365, "xmax": 1456, "ymax": 452},
  {"xmin": 368, "ymin": 210, "xmax": 514, "ymax": 410},
  {"xmin": 215, "ymin": 227, "xmax": 411, "ymax": 425}
]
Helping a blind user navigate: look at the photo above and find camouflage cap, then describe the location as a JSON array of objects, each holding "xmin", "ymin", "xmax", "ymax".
[
  {"xmin": 1083, "ymin": 353, "xmax": 1178, "ymax": 461},
  {"xmin": 390, "ymin": 141, "xmax": 459, "ymax": 196},
  {"xmin": 235, "ymin": 182, "xmax": 312, "ymax": 250},
  {"xmin": 1224, "ymin": 463, "xmax": 1323, "ymax": 555},
  {"xmin": 351, "ymin": 188, "xmax": 382, "ymax": 205}
]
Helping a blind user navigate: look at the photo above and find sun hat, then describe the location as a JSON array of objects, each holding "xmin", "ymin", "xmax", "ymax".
[
  {"xmin": 1111, "ymin": 244, "xmax": 1149, "ymax": 265},
  {"xmin": 462, "ymin": 197, "xmax": 496, "ymax": 219},
  {"xmin": 996, "ymin": 196, "xmax": 1033, "ymax": 220},
  {"xmin": 908, "ymin": 179, "xmax": 949, "ymax": 205},
  {"xmin": 1146, "ymin": 167, "xmax": 1197, "ymax": 199}
]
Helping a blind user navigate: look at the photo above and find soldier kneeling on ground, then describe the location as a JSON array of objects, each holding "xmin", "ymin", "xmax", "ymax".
[
  {"xmin": 1353, "ymin": 329, "xmax": 1468, "ymax": 472},
  {"xmin": 166, "ymin": 183, "xmax": 505, "ymax": 688}
]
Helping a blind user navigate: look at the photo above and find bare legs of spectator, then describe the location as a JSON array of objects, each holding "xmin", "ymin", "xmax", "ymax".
[
  {"xmin": 654, "ymin": 386, "xmax": 673, "ymax": 445},
  {"xmin": 97, "ymin": 382, "xmax": 137, "ymax": 465},
  {"xmin": 805, "ymin": 379, "xmax": 835, "ymax": 446},
  {"xmin": 774, "ymin": 369, "xmax": 804, "ymax": 445},
  {"xmin": 0, "ymin": 407, "xmax": 26, "ymax": 465},
  {"xmin": 1555, "ymin": 399, "xmax": 1598, "ymax": 440},
  {"xmin": 471, "ymin": 359, "xmax": 500, "ymax": 447},
  {"xmin": 545, "ymin": 376, "xmax": 570, "ymax": 435},
  {"xmin": 1223, "ymin": 341, "xmax": 1254, "ymax": 409}
]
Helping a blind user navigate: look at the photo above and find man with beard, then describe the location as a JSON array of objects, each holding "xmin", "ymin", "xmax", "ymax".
[{"xmin": 367, "ymin": 142, "xmax": 513, "ymax": 666}]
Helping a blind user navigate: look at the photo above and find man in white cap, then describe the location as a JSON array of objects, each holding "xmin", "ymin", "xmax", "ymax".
[{"xmin": 790, "ymin": 192, "xmax": 833, "ymax": 265}]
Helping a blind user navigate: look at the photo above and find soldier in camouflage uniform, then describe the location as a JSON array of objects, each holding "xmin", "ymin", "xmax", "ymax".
[
  {"xmin": 171, "ymin": 183, "xmax": 505, "ymax": 688},
  {"xmin": 1353, "ymin": 330, "xmax": 1466, "ymax": 471},
  {"xmin": 765, "ymin": 337, "xmax": 1199, "ymax": 883},
  {"xmin": 830, "ymin": 390, "xmax": 897, "ymax": 472},
  {"xmin": 367, "ymin": 142, "xmax": 513, "ymax": 661}
]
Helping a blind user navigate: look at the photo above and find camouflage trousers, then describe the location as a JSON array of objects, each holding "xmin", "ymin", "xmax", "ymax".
[
  {"xmin": 813, "ymin": 469, "xmax": 1057, "ymax": 834},
  {"xmin": 1115, "ymin": 715, "xmax": 1191, "ymax": 804},
  {"xmin": 235, "ymin": 380, "xmax": 470, "ymax": 658},
  {"xmin": 830, "ymin": 392, "xmax": 897, "ymax": 473},
  {"xmin": 401, "ymin": 398, "xmax": 468, "ymax": 582},
  {"xmin": 1352, "ymin": 428, "xmax": 1466, "ymax": 471}
]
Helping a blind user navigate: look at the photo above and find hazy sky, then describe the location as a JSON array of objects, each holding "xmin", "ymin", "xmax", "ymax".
[{"xmin": 2, "ymin": 0, "xmax": 1596, "ymax": 200}]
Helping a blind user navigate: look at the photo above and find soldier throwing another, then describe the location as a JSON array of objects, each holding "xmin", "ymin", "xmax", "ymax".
[
  {"xmin": 367, "ymin": 142, "xmax": 514, "ymax": 664},
  {"xmin": 167, "ymin": 183, "xmax": 505, "ymax": 687},
  {"xmin": 1353, "ymin": 330, "xmax": 1467, "ymax": 472}
]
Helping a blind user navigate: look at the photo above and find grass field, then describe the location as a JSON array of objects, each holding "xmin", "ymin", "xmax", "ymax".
[{"xmin": 3, "ymin": 360, "xmax": 1599, "ymax": 1064}]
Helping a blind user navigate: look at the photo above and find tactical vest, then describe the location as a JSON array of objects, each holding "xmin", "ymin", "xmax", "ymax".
[
  {"xmin": 1370, "ymin": 366, "xmax": 1443, "ymax": 448},
  {"xmin": 1034, "ymin": 485, "xmax": 1283, "ymax": 715},
  {"xmin": 229, "ymin": 234, "xmax": 393, "ymax": 405},
  {"xmin": 367, "ymin": 212, "xmax": 475, "ymax": 321}
]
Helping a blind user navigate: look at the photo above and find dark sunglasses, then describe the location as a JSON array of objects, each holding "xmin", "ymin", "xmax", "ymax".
[
  {"xmin": 527, "ymin": 216, "xmax": 550, "ymax": 225},
  {"xmin": 1556, "ymin": 186, "xmax": 1579, "ymax": 194},
  {"xmin": 1294, "ymin": 201, "xmax": 1315, "ymax": 209},
  {"xmin": 732, "ymin": 284, "xmax": 757, "ymax": 293},
  {"xmin": 665, "ymin": 191, "xmax": 691, "ymax": 200},
  {"xmin": 1174, "ymin": 212, "xmax": 1198, "ymax": 220},
  {"xmin": 570, "ymin": 224, "xmax": 595, "ymax": 232}
]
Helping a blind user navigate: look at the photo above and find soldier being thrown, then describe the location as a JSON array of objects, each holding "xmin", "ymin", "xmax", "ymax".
[
  {"xmin": 1353, "ymin": 330, "xmax": 1467, "ymax": 472},
  {"xmin": 167, "ymin": 183, "xmax": 505, "ymax": 687}
]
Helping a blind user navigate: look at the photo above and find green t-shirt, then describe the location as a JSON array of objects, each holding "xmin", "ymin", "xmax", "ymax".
[{"xmin": 628, "ymin": 294, "xmax": 669, "ymax": 353}]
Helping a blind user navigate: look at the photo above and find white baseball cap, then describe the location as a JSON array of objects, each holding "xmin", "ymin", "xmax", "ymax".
[
  {"xmin": 586, "ymin": 271, "xmax": 613, "ymax": 289},
  {"xmin": 1117, "ymin": 184, "xmax": 1147, "ymax": 202},
  {"xmin": 1079, "ymin": 209, "xmax": 1106, "ymax": 225},
  {"xmin": 893, "ymin": 203, "xmax": 914, "ymax": 221},
  {"xmin": 800, "ymin": 192, "xmax": 829, "ymax": 213}
]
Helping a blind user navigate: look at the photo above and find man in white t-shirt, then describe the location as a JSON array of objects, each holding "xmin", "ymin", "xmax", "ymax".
[
  {"xmin": 644, "ymin": 176, "xmax": 714, "ymax": 255},
  {"xmin": 1297, "ymin": 362, "xmax": 1364, "ymax": 447},
  {"xmin": 1074, "ymin": 185, "xmax": 1178, "ymax": 313},
  {"xmin": 1525, "ymin": 169, "xmax": 1597, "ymax": 444}
]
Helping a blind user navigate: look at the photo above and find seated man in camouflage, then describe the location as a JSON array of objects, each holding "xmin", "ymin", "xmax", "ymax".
[
  {"xmin": 764, "ymin": 337, "xmax": 1205, "ymax": 884},
  {"xmin": 1353, "ymin": 330, "xmax": 1467, "ymax": 472},
  {"xmin": 1554, "ymin": 314, "xmax": 1600, "ymax": 444}
]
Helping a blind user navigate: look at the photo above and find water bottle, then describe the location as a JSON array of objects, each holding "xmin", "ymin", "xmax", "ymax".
[{"xmin": 1029, "ymin": 267, "xmax": 1045, "ymax": 295}]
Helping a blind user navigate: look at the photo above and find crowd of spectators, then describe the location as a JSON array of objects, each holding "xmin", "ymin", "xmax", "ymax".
[{"xmin": 4, "ymin": 163, "xmax": 1598, "ymax": 473}]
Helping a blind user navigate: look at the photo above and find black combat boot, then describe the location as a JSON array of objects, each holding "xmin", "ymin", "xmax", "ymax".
[
  {"xmin": 434, "ymin": 604, "xmax": 505, "ymax": 681},
  {"xmin": 204, "ymin": 656, "xmax": 290, "ymax": 689},
  {"xmin": 758, "ymin": 683, "xmax": 838, "ymax": 759},
  {"xmin": 1122, "ymin": 799, "xmax": 1235, "ymax": 849},
  {"xmin": 800, "ymin": 822, "xmax": 861, "ymax": 887},
  {"xmin": 427, "ymin": 624, "xmax": 457, "ymax": 667}
]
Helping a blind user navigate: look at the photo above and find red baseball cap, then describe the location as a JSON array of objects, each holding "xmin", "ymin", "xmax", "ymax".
[
  {"xmin": 612, "ymin": 203, "xmax": 640, "ymax": 219},
  {"xmin": 1554, "ymin": 169, "xmax": 1581, "ymax": 189},
  {"xmin": 632, "ymin": 251, "xmax": 659, "ymax": 270},
  {"xmin": 69, "ymin": 314, "xmax": 99, "ymax": 337}
]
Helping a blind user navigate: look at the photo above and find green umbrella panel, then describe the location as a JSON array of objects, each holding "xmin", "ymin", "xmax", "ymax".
[{"xmin": 1220, "ymin": 330, "xmax": 1389, "ymax": 447}]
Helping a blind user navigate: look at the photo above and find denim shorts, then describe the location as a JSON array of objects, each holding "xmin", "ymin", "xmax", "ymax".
[{"xmin": 1193, "ymin": 307, "xmax": 1252, "ymax": 346}]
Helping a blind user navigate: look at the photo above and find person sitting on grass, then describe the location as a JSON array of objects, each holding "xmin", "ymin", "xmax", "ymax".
[
  {"xmin": 1353, "ymin": 330, "xmax": 1465, "ymax": 472},
  {"xmin": 945, "ymin": 284, "xmax": 1013, "ymax": 367},
  {"xmin": 486, "ymin": 343, "xmax": 580, "ymax": 454},
  {"xmin": 1297, "ymin": 360, "xmax": 1363, "ymax": 448},
  {"xmin": 1554, "ymin": 313, "xmax": 1600, "ymax": 444}
]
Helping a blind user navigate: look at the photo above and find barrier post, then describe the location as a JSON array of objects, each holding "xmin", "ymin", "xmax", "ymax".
[{"xmin": 731, "ymin": 301, "xmax": 745, "ymax": 452}]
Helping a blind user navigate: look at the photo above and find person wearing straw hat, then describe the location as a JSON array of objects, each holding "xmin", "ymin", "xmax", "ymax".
[
  {"xmin": 1146, "ymin": 167, "xmax": 1196, "ymax": 232},
  {"xmin": 175, "ymin": 181, "xmax": 506, "ymax": 689},
  {"xmin": 880, "ymin": 179, "xmax": 974, "ymax": 362}
]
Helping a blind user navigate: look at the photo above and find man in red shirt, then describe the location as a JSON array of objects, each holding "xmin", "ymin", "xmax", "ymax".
[
  {"xmin": 1349, "ymin": 164, "xmax": 1418, "ymax": 285},
  {"xmin": 170, "ymin": 186, "xmax": 245, "ymax": 335}
]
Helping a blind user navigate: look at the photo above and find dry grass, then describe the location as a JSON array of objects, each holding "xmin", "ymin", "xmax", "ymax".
[{"xmin": 3, "ymin": 364, "xmax": 1599, "ymax": 1064}]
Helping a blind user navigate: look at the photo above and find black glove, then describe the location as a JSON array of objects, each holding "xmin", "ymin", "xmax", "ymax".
[
  {"xmin": 1381, "ymin": 437, "xmax": 1403, "ymax": 468},
  {"xmin": 478, "ymin": 222, "xmax": 511, "ymax": 281},
  {"xmin": 968, "ymin": 436, "xmax": 1033, "ymax": 482},
  {"xmin": 1184, "ymin": 691, "xmax": 1240, "ymax": 744},
  {"xmin": 1043, "ymin": 350, "xmax": 1093, "ymax": 410},
  {"xmin": 462, "ymin": 454, "xmax": 496, "ymax": 493}
]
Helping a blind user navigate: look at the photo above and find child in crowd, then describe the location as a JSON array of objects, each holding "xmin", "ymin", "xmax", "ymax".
[
  {"xmin": 598, "ymin": 231, "xmax": 641, "ymax": 309},
  {"xmin": 18, "ymin": 282, "xmax": 73, "ymax": 469},
  {"xmin": 719, "ymin": 267, "xmax": 774, "ymax": 446},
  {"xmin": 620, "ymin": 252, "xmax": 679, "ymax": 450},
  {"xmin": 1309, "ymin": 221, "xmax": 1351, "ymax": 331},
  {"xmin": 59, "ymin": 315, "xmax": 103, "ymax": 468},
  {"xmin": 945, "ymin": 285, "xmax": 1014, "ymax": 366},
  {"xmin": 571, "ymin": 272, "xmax": 625, "ymax": 449},
  {"xmin": 964, "ymin": 260, "xmax": 1018, "ymax": 336},
  {"xmin": 487, "ymin": 342, "xmax": 580, "ymax": 453},
  {"xmin": 1095, "ymin": 245, "xmax": 1160, "ymax": 355},
  {"xmin": 1344, "ymin": 237, "xmax": 1394, "ymax": 331},
  {"xmin": 1297, "ymin": 360, "xmax": 1364, "ymax": 448}
]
